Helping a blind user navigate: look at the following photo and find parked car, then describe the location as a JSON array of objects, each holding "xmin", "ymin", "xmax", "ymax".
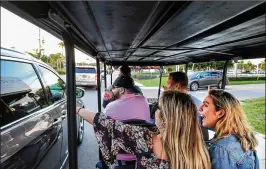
[
  {"xmin": 250, "ymin": 70, "xmax": 265, "ymax": 74},
  {"xmin": 0, "ymin": 47, "xmax": 85, "ymax": 169},
  {"xmin": 75, "ymin": 66, "xmax": 100, "ymax": 88},
  {"xmin": 188, "ymin": 71, "xmax": 229, "ymax": 91},
  {"xmin": 260, "ymin": 70, "xmax": 265, "ymax": 74}
]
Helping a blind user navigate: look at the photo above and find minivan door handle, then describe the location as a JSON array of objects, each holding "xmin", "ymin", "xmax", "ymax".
[
  {"xmin": 61, "ymin": 114, "xmax": 67, "ymax": 120},
  {"xmin": 61, "ymin": 110, "xmax": 67, "ymax": 120},
  {"xmin": 53, "ymin": 118, "xmax": 62, "ymax": 125}
]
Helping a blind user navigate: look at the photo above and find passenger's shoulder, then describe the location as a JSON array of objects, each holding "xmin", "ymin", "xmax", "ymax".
[
  {"xmin": 212, "ymin": 135, "xmax": 238, "ymax": 144},
  {"xmin": 210, "ymin": 135, "xmax": 244, "ymax": 154}
]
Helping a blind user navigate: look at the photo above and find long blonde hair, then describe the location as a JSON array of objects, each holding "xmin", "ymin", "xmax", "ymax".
[
  {"xmin": 209, "ymin": 89, "xmax": 258, "ymax": 151},
  {"xmin": 159, "ymin": 91, "xmax": 211, "ymax": 169}
]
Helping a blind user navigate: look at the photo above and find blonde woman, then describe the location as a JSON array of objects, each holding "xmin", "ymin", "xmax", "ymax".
[
  {"xmin": 199, "ymin": 89, "xmax": 259, "ymax": 169},
  {"xmin": 77, "ymin": 91, "xmax": 211, "ymax": 169}
]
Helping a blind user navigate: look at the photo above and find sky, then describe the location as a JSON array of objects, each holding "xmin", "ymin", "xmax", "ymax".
[
  {"xmin": 1, "ymin": 7, "xmax": 263, "ymax": 65},
  {"xmin": 1, "ymin": 7, "xmax": 95, "ymax": 64}
]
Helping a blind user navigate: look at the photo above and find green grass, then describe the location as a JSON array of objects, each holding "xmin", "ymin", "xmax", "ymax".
[
  {"xmin": 135, "ymin": 77, "xmax": 265, "ymax": 87},
  {"xmin": 229, "ymin": 80, "xmax": 265, "ymax": 85},
  {"xmin": 242, "ymin": 97, "xmax": 265, "ymax": 134},
  {"xmin": 135, "ymin": 77, "xmax": 168, "ymax": 87}
]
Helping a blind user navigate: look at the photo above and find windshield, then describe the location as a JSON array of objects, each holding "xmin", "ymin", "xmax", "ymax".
[{"xmin": 76, "ymin": 67, "xmax": 96, "ymax": 74}]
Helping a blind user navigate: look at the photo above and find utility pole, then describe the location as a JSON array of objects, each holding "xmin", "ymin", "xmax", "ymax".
[
  {"xmin": 38, "ymin": 28, "xmax": 41, "ymax": 59},
  {"xmin": 234, "ymin": 62, "xmax": 238, "ymax": 80}
]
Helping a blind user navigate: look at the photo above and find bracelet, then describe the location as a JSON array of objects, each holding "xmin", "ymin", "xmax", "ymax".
[{"xmin": 77, "ymin": 107, "xmax": 83, "ymax": 115}]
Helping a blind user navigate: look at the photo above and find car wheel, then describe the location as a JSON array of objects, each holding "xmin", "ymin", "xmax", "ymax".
[
  {"xmin": 190, "ymin": 82, "xmax": 199, "ymax": 91},
  {"xmin": 77, "ymin": 116, "xmax": 84, "ymax": 146},
  {"xmin": 218, "ymin": 81, "xmax": 223, "ymax": 89}
]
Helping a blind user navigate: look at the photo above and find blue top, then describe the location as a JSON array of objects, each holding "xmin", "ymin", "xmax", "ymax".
[{"xmin": 209, "ymin": 135, "xmax": 259, "ymax": 169}]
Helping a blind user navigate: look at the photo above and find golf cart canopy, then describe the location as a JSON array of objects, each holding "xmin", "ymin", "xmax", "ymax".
[
  {"xmin": 2, "ymin": 2, "xmax": 265, "ymax": 169},
  {"xmin": 2, "ymin": 1, "xmax": 265, "ymax": 66}
]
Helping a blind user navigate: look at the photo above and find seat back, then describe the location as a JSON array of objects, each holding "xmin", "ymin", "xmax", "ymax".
[
  {"xmin": 122, "ymin": 119, "xmax": 156, "ymax": 129},
  {"xmin": 117, "ymin": 119, "xmax": 156, "ymax": 159}
]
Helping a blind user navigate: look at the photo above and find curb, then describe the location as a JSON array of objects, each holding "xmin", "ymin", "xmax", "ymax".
[{"xmin": 255, "ymin": 132, "xmax": 266, "ymax": 139}]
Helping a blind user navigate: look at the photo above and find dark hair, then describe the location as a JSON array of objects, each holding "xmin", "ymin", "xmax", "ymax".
[
  {"xmin": 112, "ymin": 75, "xmax": 134, "ymax": 89},
  {"xmin": 169, "ymin": 71, "xmax": 188, "ymax": 88},
  {"xmin": 120, "ymin": 64, "xmax": 131, "ymax": 76}
]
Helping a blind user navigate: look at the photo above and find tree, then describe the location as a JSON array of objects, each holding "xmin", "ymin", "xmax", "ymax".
[
  {"xmin": 259, "ymin": 59, "xmax": 265, "ymax": 70},
  {"xmin": 165, "ymin": 66, "xmax": 175, "ymax": 73},
  {"xmin": 238, "ymin": 60, "xmax": 245, "ymax": 72},
  {"xmin": 58, "ymin": 42, "xmax": 65, "ymax": 57},
  {"xmin": 76, "ymin": 62, "xmax": 90, "ymax": 66},
  {"xmin": 26, "ymin": 49, "xmax": 39, "ymax": 59},
  {"xmin": 246, "ymin": 61, "xmax": 255, "ymax": 71},
  {"xmin": 49, "ymin": 53, "xmax": 64, "ymax": 69},
  {"xmin": 40, "ymin": 55, "xmax": 50, "ymax": 63}
]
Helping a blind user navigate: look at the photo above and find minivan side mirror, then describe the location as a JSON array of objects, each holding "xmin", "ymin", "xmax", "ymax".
[{"xmin": 76, "ymin": 87, "xmax": 85, "ymax": 98}]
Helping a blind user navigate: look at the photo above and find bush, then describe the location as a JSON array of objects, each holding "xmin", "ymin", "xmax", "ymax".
[
  {"xmin": 56, "ymin": 69, "xmax": 66, "ymax": 75},
  {"xmin": 228, "ymin": 76, "xmax": 265, "ymax": 81},
  {"xmin": 132, "ymin": 74, "xmax": 158, "ymax": 80}
]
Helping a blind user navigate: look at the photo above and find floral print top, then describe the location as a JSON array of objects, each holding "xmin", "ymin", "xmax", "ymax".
[{"xmin": 93, "ymin": 113, "xmax": 169, "ymax": 169}]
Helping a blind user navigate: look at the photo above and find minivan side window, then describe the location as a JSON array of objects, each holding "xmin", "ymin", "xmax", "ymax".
[
  {"xmin": 0, "ymin": 60, "xmax": 48, "ymax": 127},
  {"xmin": 201, "ymin": 72, "xmax": 211, "ymax": 77},
  {"xmin": 39, "ymin": 66, "xmax": 66, "ymax": 103},
  {"xmin": 211, "ymin": 72, "xmax": 220, "ymax": 76}
]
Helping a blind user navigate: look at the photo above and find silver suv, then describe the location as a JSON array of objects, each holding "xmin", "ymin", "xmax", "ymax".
[
  {"xmin": 188, "ymin": 71, "xmax": 229, "ymax": 91},
  {"xmin": 1, "ymin": 47, "xmax": 85, "ymax": 169},
  {"xmin": 76, "ymin": 66, "xmax": 99, "ymax": 87}
]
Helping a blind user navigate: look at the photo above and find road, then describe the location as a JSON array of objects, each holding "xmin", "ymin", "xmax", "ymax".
[{"xmin": 65, "ymin": 75, "xmax": 265, "ymax": 169}]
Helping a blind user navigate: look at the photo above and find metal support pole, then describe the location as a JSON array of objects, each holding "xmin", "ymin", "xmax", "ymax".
[
  {"xmin": 110, "ymin": 66, "xmax": 113, "ymax": 85},
  {"xmin": 96, "ymin": 57, "xmax": 101, "ymax": 112},
  {"xmin": 104, "ymin": 63, "xmax": 107, "ymax": 90},
  {"xmin": 222, "ymin": 60, "xmax": 229, "ymax": 89},
  {"xmin": 158, "ymin": 66, "xmax": 163, "ymax": 99},
  {"xmin": 185, "ymin": 63, "xmax": 188, "ymax": 74},
  {"xmin": 62, "ymin": 29, "xmax": 78, "ymax": 169}
]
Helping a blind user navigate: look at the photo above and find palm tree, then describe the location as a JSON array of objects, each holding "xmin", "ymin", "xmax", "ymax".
[{"xmin": 58, "ymin": 42, "xmax": 65, "ymax": 57}]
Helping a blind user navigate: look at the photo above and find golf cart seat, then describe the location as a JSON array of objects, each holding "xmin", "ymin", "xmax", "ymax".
[{"xmin": 96, "ymin": 119, "xmax": 157, "ymax": 169}]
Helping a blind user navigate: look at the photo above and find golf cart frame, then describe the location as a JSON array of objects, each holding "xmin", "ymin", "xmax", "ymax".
[{"xmin": 1, "ymin": 1, "xmax": 265, "ymax": 169}]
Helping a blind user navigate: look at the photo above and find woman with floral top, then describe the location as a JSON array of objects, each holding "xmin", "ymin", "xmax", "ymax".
[{"xmin": 77, "ymin": 90, "xmax": 211, "ymax": 169}]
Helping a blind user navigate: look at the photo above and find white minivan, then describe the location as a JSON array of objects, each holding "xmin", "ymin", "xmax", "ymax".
[{"xmin": 75, "ymin": 66, "xmax": 99, "ymax": 87}]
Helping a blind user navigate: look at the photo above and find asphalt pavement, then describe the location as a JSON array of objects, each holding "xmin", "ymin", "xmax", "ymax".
[{"xmin": 64, "ymin": 75, "xmax": 265, "ymax": 169}]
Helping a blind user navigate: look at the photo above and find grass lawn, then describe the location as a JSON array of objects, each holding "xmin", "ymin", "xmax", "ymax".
[
  {"xmin": 241, "ymin": 97, "xmax": 265, "ymax": 134},
  {"xmin": 134, "ymin": 77, "xmax": 265, "ymax": 87},
  {"xmin": 134, "ymin": 77, "xmax": 168, "ymax": 87},
  {"xmin": 229, "ymin": 80, "xmax": 265, "ymax": 85}
]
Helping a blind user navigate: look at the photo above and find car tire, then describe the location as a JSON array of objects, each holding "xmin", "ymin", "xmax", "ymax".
[
  {"xmin": 77, "ymin": 116, "xmax": 84, "ymax": 146},
  {"xmin": 218, "ymin": 81, "xmax": 223, "ymax": 89},
  {"xmin": 190, "ymin": 82, "xmax": 199, "ymax": 91}
]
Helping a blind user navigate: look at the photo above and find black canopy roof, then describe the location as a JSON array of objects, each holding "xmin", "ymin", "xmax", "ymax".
[{"xmin": 2, "ymin": 1, "xmax": 265, "ymax": 66}]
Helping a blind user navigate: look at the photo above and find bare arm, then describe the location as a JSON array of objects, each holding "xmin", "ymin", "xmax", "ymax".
[{"xmin": 76, "ymin": 107, "xmax": 95, "ymax": 124}]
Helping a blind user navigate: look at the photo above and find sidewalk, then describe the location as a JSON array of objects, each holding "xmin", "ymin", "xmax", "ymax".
[
  {"xmin": 255, "ymin": 132, "xmax": 265, "ymax": 169},
  {"xmin": 225, "ymin": 84, "xmax": 265, "ymax": 91},
  {"xmin": 135, "ymin": 81, "xmax": 144, "ymax": 87}
]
